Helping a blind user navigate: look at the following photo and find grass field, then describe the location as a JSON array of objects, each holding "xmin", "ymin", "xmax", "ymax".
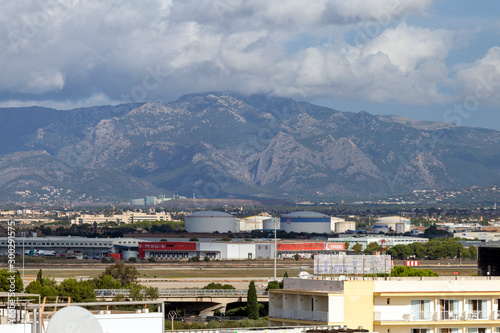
[{"xmin": 17, "ymin": 258, "xmax": 478, "ymax": 281}]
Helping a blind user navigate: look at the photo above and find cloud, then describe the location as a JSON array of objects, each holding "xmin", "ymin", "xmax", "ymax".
[
  {"xmin": 0, "ymin": 0, "xmax": 472, "ymax": 109},
  {"xmin": 455, "ymin": 46, "xmax": 500, "ymax": 107},
  {"xmin": 0, "ymin": 92, "xmax": 119, "ymax": 110}
]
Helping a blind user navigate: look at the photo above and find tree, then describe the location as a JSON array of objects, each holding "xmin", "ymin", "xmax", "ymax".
[
  {"xmin": 266, "ymin": 280, "xmax": 281, "ymax": 291},
  {"xmin": 469, "ymin": 246, "xmax": 477, "ymax": 259},
  {"xmin": 95, "ymin": 275, "xmax": 122, "ymax": 289},
  {"xmin": 36, "ymin": 269, "xmax": 43, "ymax": 283},
  {"xmin": 0, "ymin": 269, "xmax": 23, "ymax": 292},
  {"xmin": 129, "ymin": 284, "xmax": 143, "ymax": 301},
  {"xmin": 279, "ymin": 271, "xmax": 289, "ymax": 288},
  {"xmin": 202, "ymin": 282, "xmax": 235, "ymax": 289},
  {"xmin": 144, "ymin": 286, "xmax": 159, "ymax": 300},
  {"xmin": 352, "ymin": 243, "xmax": 363, "ymax": 254},
  {"xmin": 364, "ymin": 242, "xmax": 382, "ymax": 255},
  {"xmin": 25, "ymin": 270, "xmax": 58, "ymax": 298},
  {"xmin": 58, "ymin": 278, "xmax": 96, "ymax": 302},
  {"xmin": 423, "ymin": 225, "xmax": 450, "ymax": 238},
  {"xmin": 344, "ymin": 242, "xmax": 350, "ymax": 250},
  {"xmin": 246, "ymin": 281, "xmax": 259, "ymax": 320},
  {"xmin": 391, "ymin": 266, "xmax": 438, "ymax": 277},
  {"xmin": 99, "ymin": 262, "xmax": 138, "ymax": 287}
]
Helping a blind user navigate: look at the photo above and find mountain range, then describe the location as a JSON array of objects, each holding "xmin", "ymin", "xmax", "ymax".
[{"xmin": 0, "ymin": 92, "xmax": 499, "ymax": 203}]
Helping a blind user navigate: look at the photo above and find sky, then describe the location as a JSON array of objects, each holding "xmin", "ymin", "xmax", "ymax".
[{"xmin": 0, "ymin": 0, "xmax": 499, "ymax": 129}]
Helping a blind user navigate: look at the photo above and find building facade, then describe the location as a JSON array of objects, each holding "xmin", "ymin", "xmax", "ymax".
[{"xmin": 269, "ymin": 277, "xmax": 500, "ymax": 333}]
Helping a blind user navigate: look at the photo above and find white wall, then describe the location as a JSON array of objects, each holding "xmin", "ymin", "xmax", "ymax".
[
  {"xmin": 0, "ymin": 324, "xmax": 32, "ymax": 333},
  {"xmin": 375, "ymin": 279, "xmax": 500, "ymax": 293},
  {"xmin": 226, "ymin": 243, "xmax": 255, "ymax": 259},
  {"xmin": 328, "ymin": 295, "xmax": 344, "ymax": 322},
  {"xmin": 95, "ymin": 312, "xmax": 163, "ymax": 333}
]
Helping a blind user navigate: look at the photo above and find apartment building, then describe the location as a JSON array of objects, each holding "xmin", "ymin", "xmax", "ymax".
[
  {"xmin": 71, "ymin": 211, "xmax": 173, "ymax": 224},
  {"xmin": 268, "ymin": 277, "xmax": 500, "ymax": 333}
]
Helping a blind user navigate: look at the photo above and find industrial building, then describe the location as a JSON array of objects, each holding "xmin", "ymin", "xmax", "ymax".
[
  {"xmin": 137, "ymin": 241, "xmax": 346, "ymax": 260},
  {"xmin": 333, "ymin": 235, "xmax": 428, "ymax": 251},
  {"xmin": 184, "ymin": 211, "xmax": 237, "ymax": 233},
  {"xmin": 280, "ymin": 211, "xmax": 345, "ymax": 234},
  {"xmin": 0, "ymin": 236, "xmax": 142, "ymax": 258},
  {"xmin": 373, "ymin": 216, "xmax": 411, "ymax": 234},
  {"xmin": 268, "ymin": 276, "xmax": 500, "ymax": 332}
]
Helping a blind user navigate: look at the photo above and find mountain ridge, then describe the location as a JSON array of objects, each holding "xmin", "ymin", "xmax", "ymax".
[{"xmin": 0, "ymin": 92, "xmax": 499, "ymax": 203}]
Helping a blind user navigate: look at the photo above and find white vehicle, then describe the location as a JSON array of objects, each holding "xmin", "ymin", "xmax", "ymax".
[{"xmin": 38, "ymin": 250, "xmax": 56, "ymax": 256}]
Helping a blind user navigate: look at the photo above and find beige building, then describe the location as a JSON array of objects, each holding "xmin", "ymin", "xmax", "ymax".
[{"xmin": 269, "ymin": 277, "xmax": 500, "ymax": 333}]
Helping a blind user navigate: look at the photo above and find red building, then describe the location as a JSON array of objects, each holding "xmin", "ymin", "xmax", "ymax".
[{"xmin": 138, "ymin": 242, "xmax": 197, "ymax": 259}]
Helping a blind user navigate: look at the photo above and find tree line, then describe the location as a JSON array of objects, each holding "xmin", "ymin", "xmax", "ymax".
[
  {"xmin": 3, "ymin": 262, "xmax": 159, "ymax": 303},
  {"xmin": 355, "ymin": 238, "xmax": 477, "ymax": 260}
]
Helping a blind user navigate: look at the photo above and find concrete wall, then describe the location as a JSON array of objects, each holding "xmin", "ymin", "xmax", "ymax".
[{"xmin": 284, "ymin": 278, "xmax": 344, "ymax": 292}]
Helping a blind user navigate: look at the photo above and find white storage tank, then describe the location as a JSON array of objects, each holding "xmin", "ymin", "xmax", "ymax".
[
  {"xmin": 374, "ymin": 216, "xmax": 410, "ymax": 233},
  {"xmin": 335, "ymin": 221, "xmax": 356, "ymax": 233},
  {"xmin": 280, "ymin": 211, "xmax": 333, "ymax": 234},
  {"xmin": 262, "ymin": 218, "xmax": 280, "ymax": 231},
  {"xmin": 184, "ymin": 211, "xmax": 236, "ymax": 233},
  {"xmin": 122, "ymin": 250, "xmax": 138, "ymax": 261}
]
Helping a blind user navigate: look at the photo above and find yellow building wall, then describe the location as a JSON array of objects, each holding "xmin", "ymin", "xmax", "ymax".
[{"xmin": 343, "ymin": 281, "xmax": 375, "ymax": 331}]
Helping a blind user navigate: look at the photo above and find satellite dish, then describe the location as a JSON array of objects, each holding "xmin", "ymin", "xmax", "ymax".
[{"xmin": 47, "ymin": 306, "xmax": 103, "ymax": 333}]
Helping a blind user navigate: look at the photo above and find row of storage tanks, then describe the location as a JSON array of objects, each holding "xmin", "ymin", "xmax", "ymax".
[{"xmin": 184, "ymin": 211, "xmax": 410, "ymax": 234}]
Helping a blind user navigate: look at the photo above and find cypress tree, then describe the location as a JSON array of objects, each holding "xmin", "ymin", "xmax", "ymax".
[{"xmin": 246, "ymin": 280, "xmax": 259, "ymax": 320}]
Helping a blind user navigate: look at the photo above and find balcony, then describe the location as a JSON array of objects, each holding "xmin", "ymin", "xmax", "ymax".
[
  {"xmin": 374, "ymin": 310, "xmax": 494, "ymax": 322},
  {"xmin": 439, "ymin": 311, "xmax": 460, "ymax": 320},
  {"xmin": 465, "ymin": 310, "xmax": 487, "ymax": 320},
  {"xmin": 269, "ymin": 308, "xmax": 328, "ymax": 322}
]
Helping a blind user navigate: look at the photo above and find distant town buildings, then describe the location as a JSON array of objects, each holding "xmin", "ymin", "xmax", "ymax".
[{"xmin": 70, "ymin": 210, "xmax": 175, "ymax": 225}]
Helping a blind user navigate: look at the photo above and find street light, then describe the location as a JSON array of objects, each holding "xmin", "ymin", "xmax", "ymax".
[{"xmin": 273, "ymin": 218, "xmax": 277, "ymax": 281}]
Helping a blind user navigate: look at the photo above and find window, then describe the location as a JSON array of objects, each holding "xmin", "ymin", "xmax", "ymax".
[
  {"xmin": 467, "ymin": 328, "xmax": 486, "ymax": 333},
  {"xmin": 496, "ymin": 300, "xmax": 500, "ymax": 320},
  {"xmin": 440, "ymin": 329, "xmax": 458, "ymax": 333},
  {"xmin": 411, "ymin": 329, "xmax": 429, "ymax": 333},
  {"xmin": 411, "ymin": 300, "xmax": 431, "ymax": 320},
  {"xmin": 468, "ymin": 300, "xmax": 487, "ymax": 319},
  {"xmin": 440, "ymin": 299, "xmax": 459, "ymax": 320}
]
